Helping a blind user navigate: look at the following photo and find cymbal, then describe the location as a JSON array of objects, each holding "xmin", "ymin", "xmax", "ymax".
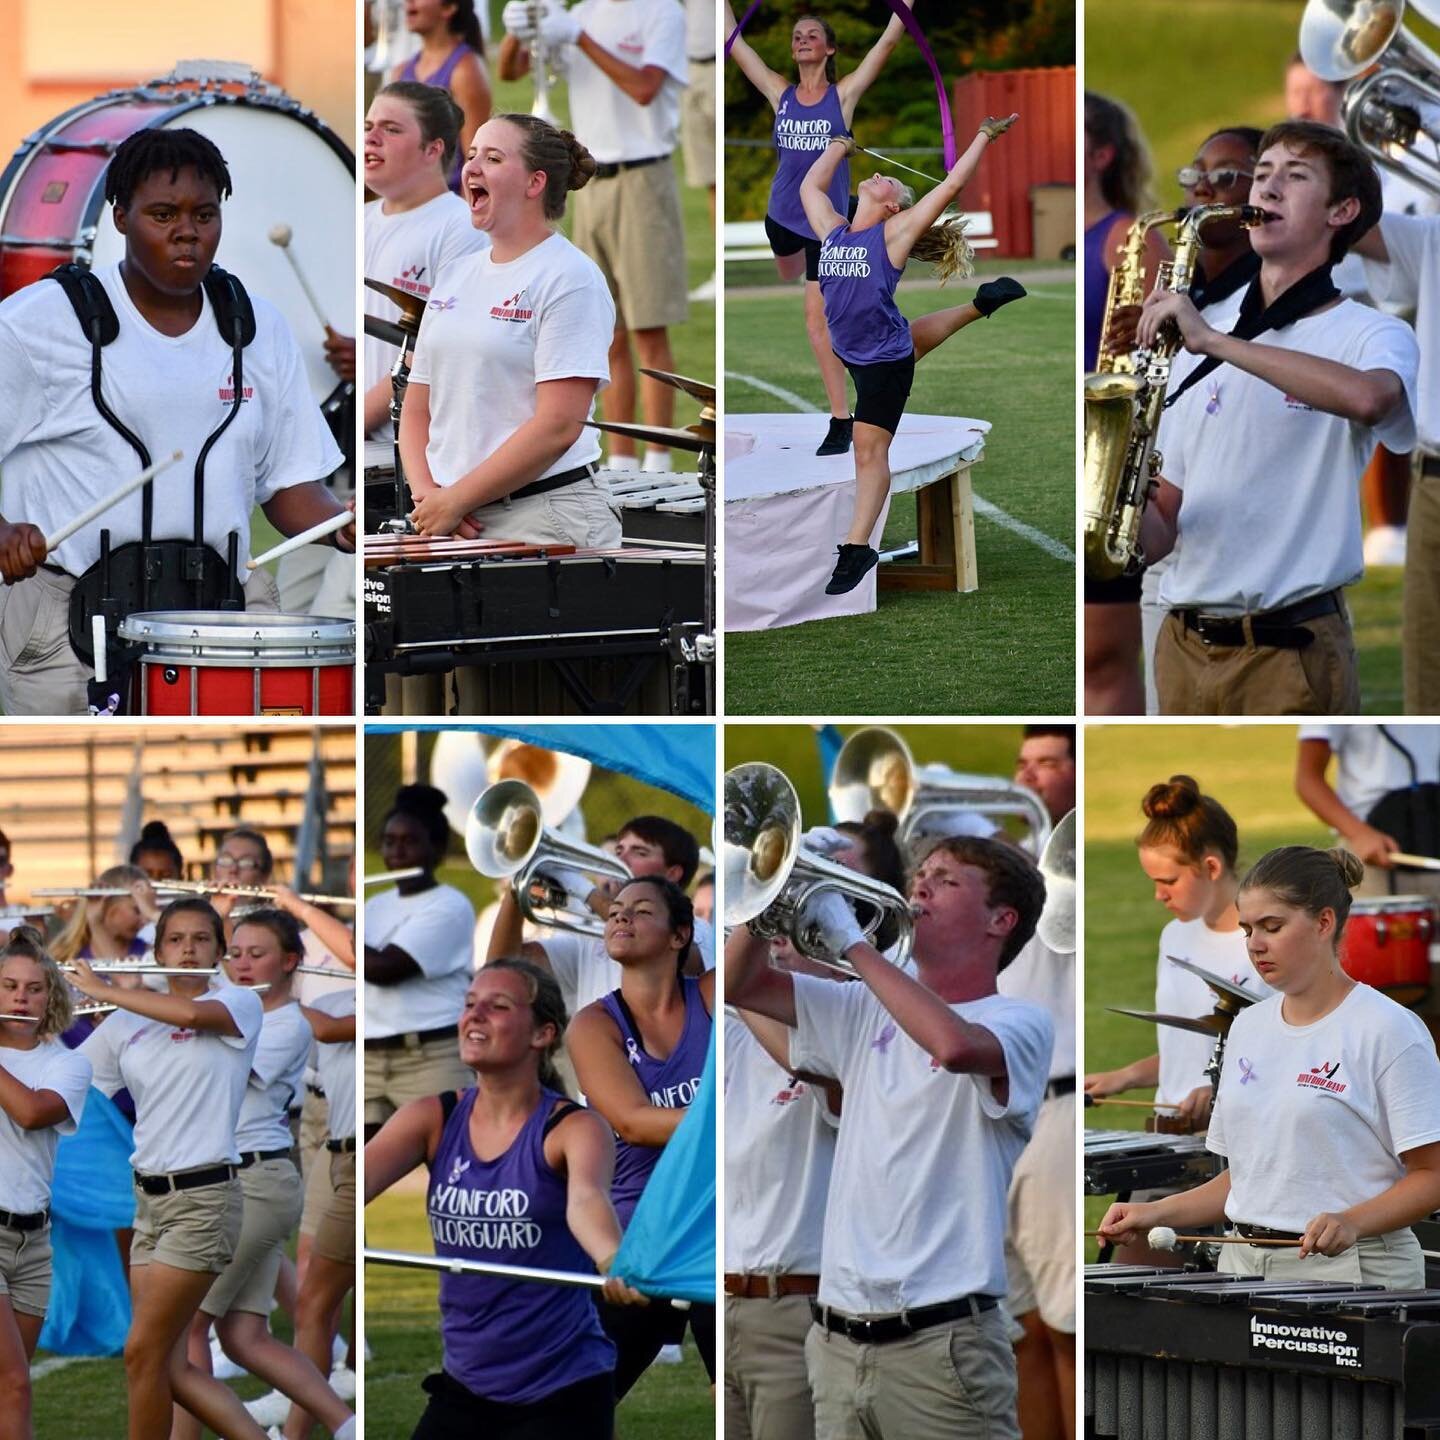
[
  {"xmin": 1166, "ymin": 955, "xmax": 1260, "ymax": 1009},
  {"xmin": 587, "ymin": 419, "xmax": 715, "ymax": 454},
  {"xmin": 639, "ymin": 368, "xmax": 716, "ymax": 405},
  {"xmin": 364, "ymin": 278, "xmax": 426, "ymax": 333},
  {"xmin": 1108, "ymin": 1005, "xmax": 1231, "ymax": 1038},
  {"xmin": 364, "ymin": 314, "xmax": 408, "ymax": 348}
]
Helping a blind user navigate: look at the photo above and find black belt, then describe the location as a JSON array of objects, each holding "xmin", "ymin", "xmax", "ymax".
[
  {"xmin": 238, "ymin": 1148, "xmax": 293, "ymax": 1169},
  {"xmin": 811, "ymin": 1294, "xmax": 998, "ymax": 1344},
  {"xmin": 326, "ymin": 1136, "xmax": 357, "ymax": 1153},
  {"xmin": 689, "ymin": 56, "xmax": 716, "ymax": 63},
  {"xmin": 133, "ymin": 1164, "xmax": 237, "ymax": 1196},
  {"xmin": 1046, "ymin": 1076, "xmax": 1076, "ymax": 1099},
  {"xmin": 1175, "ymin": 589, "xmax": 1342, "ymax": 650},
  {"xmin": 1235, "ymin": 1222, "xmax": 1304, "ymax": 1242},
  {"xmin": 593, "ymin": 154, "xmax": 669, "ymax": 179},
  {"xmin": 0, "ymin": 1207, "xmax": 49, "ymax": 1232},
  {"xmin": 1420, "ymin": 451, "xmax": 1440, "ymax": 479},
  {"xmin": 510, "ymin": 463, "xmax": 595, "ymax": 502},
  {"xmin": 306, "ymin": 1082, "xmax": 326, "ymax": 1098},
  {"xmin": 365, "ymin": 1023, "xmax": 458, "ymax": 1052}
]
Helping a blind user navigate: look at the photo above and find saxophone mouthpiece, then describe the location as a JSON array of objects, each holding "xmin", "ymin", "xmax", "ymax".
[{"xmin": 1244, "ymin": 206, "xmax": 1278, "ymax": 225}]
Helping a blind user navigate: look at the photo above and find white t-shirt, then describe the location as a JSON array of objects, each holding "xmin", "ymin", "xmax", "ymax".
[
  {"xmin": 685, "ymin": 0, "xmax": 715, "ymax": 59},
  {"xmin": 539, "ymin": 915, "xmax": 715, "ymax": 1018},
  {"xmin": 363, "ymin": 193, "xmax": 489, "ymax": 440},
  {"xmin": 309, "ymin": 988, "xmax": 356, "ymax": 1143},
  {"xmin": 566, "ymin": 0, "xmax": 687, "ymax": 163},
  {"xmin": 80, "ymin": 983, "xmax": 263, "ymax": 1174},
  {"xmin": 0, "ymin": 1041, "xmax": 91, "ymax": 1213},
  {"xmin": 234, "ymin": 1000, "xmax": 311, "ymax": 1153},
  {"xmin": 723, "ymin": 1012, "xmax": 834, "ymax": 1273},
  {"xmin": 789, "ymin": 979, "xmax": 1052, "ymax": 1312},
  {"xmin": 997, "ymin": 936, "xmax": 1074, "ymax": 1079},
  {"xmin": 1361, "ymin": 213, "xmax": 1439, "ymax": 450},
  {"xmin": 1297, "ymin": 724, "xmax": 1440, "ymax": 819},
  {"xmin": 408, "ymin": 235, "xmax": 613, "ymax": 490},
  {"xmin": 1152, "ymin": 917, "xmax": 1260, "ymax": 1108},
  {"xmin": 364, "ymin": 884, "xmax": 475, "ymax": 1038},
  {"xmin": 1208, "ymin": 984, "xmax": 1440, "ymax": 1231},
  {"xmin": 1155, "ymin": 298, "xmax": 1419, "ymax": 613},
  {"xmin": 0, "ymin": 263, "xmax": 343, "ymax": 578}
]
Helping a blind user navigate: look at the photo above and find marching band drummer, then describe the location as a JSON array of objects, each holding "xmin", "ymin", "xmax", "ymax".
[
  {"xmin": 175, "ymin": 910, "xmax": 355, "ymax": 1440},
  {"xmin": 799, "ymin": 121, "xmax": 1029, "ymax": 596},
  {"xmin": 65, "ymin": 898, "xmax": 267, "ymax": 1440},
  {"xmin": 1098, "ymin": 846, "xmax": 1440, "ymax": 1290},
  {"xmin": 0, "ymin": 128, "xmax": 354, "ymax": 718},
  {"xmin": 364, "ymin": 958, "xmax": 643, "ymax": 1438},
  {"xmin": 0, "ymin": 929, "xmax": 92, "ymax": 1440},
  {"xmin": 567, "ymin": 877, "xmax": 716, "ymax": 1401}
]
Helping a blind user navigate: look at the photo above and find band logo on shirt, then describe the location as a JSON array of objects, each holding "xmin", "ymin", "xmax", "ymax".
[
  {"xmin": 490, "ymin": 289, "xmax": 534, "ymax": 323},
  {"xmin": 776, "ymin": 115, "xmax": 836, "ymax": 153},
  {"xmin": 218, "ymin": 373, "xmax": 254, "ymax": 403},
  {"xmin": 818, "ymin": 244, "xmax": 870, "ymax": 279},
  {"xmin": 1296, "ymin": 1060, "xmax": 1345, "ymax": 1093},
  {"xmin": 771, "ymin": 1078, "xmax": 807, "ymax": 1106},
  {"xmin": 393, "ymin": 264, "xmax": 431, "ymax": 297},
  {"xmin": 429, "ymin": 1183, "xmax": 543, "ymax": 1249},
  {"xmin": 650, "ymin": 1075, "xmax": 701, "ymax": 1108},
  {"xmin": 1283, "ymin": 393, "xmax": 1315, "ymax": 411}
]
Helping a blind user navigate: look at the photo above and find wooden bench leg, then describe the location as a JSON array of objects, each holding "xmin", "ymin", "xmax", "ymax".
[{"xmin": 877, "ymin": 465, "xmax": 981, "ymax": 594}]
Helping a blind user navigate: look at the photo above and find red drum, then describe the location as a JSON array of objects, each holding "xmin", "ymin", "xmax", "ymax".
[
  {"xmin": 0, "ymin": 62, "xmax": 353, "ymax": 411},
  {"xmin": 1339, "ymin": 895, "xmax": 1435, "ymax": 1006},
  {"xmin": 117, "ymin": 611, "xmax": 354, "ymax": 716}
]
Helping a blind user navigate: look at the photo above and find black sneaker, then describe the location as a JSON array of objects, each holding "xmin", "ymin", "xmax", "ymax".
[
  {"xmin": 974, "ymin": 276, "xmax": 1027, "ymax": 317},
  {"xmin": 825, "ymin": 543, "xmax": 879, "ymax": 595},
  {"xmin": 816, "ymin": 416, "xmax": 854, "ymax": 456}
]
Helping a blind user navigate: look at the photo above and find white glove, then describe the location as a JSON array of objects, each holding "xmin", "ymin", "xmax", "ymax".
[
  {"xmin": 532, "ymin": 862, "xmax": 595, "ymax": 906},
  {"xmin": 801, "ymin": 890, "xmax": 865, "ymax": 957},
  {"xmin": 502, "ymin": 0, "xmax": 538, "ymax": 41},
  {"xmin": 537, "ymin": 0, "xmax": 583, "ymax": 47},
  {"xmin": 801, "ymin": 825, "xmax": 849, "ymax": 859}
]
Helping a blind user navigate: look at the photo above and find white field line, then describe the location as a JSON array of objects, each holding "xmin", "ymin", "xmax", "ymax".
[
  {"xmin": 31, "ymin": 1354, "xmax": 100, "ymax": 1381},
  {"xmin": 723, "ymin": 371, "xmax": 1074, "ymax": 563}
]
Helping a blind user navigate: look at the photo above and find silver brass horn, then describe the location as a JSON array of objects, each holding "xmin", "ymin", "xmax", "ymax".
[
  {"xmin": 829, "ymin": 726, "xmax": 1053, "ymax": 855},
  {"xmin": 724, "ymin": 763, "xmax": 914, "ymax": 976},
  {"xmin": 1300, "ymin": 0, "xmax": 1440, "ymax": 197},
  {"xmin": 466, "ymin": 780, "xmax": 630, "ymax": 939},
  {"xmin": 1035, "ymin": 809, "xmax": 1076, "ymax": 955}
]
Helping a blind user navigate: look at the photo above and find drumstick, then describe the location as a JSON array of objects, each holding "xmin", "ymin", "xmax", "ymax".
[
  {"xmin": 1084, "ymin": 1095, "xmax": 1183, "ymax": 1111},
  {"xmin": 44, "ymin": 451, "xmax": 183, "ymax": 553},
  {"xmin": 268, "ymin": 223, "xmax": 330, "ymax": 330},
  {"xmin": 363, "ymin": 869, "xmax": 424, "ymax": 885},
  {"xmin": 1083, "ymin": 1230, "xmax": 1302, "ymax": 1248},
  {"xmin": 247, "ymin": 510, "xmax": 352, "ymax": 570},
  {"xmin": 1389, "ymin": 851, "xmax": 1440, "ymax": 871}
]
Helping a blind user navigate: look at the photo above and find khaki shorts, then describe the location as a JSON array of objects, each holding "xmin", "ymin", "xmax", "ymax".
[
  {"xmin": 1003, "ymin": 1090, "xmax": 1076, "ymax": 1332},
  {"xmin": 465, "ymin": 475, "xmax": 621, "ymax": 550},
  {"xmin": 364, "ymin": 1031, "xmax": 470, "ymax": 1128},
  {"xmin": 1403, "ymin": 462, "xmax": 1440, "ymax": 714},
  {"xmin": 1218, "ymin": 1226, "xmax": 1423, "ymax": 1290},
  {"xmin": 201, "ymin": 1158, "xmax": 304, "ymax": 1317},
  {"xmin": 312, "ymin": 1150, "xmax": 356, "ymax": 1265},
  {"xmin": 132, "ymin": 1174, "xmax": 244, "ymax": 1274},
  {"xmin": 681, "ymin": 61, "xmax": 716, "ymax": 189},
  {"xmin": 298, "ymin": 1089, "xmax": 329, "ymax": 1184},
  {"xmin": 724, "ymin": 1292, "xmax": 816, "ymax": 1440},
  {"xmin": 572, "ymin": 156, "xmax": 689, "ymax": 332},
  {"xmin": 0, "ymin": 1223, "xmax": 52, "ymax": 1318},
  {"xmin": 300, "ymin": 1131, "xmax": 337, "ymax": 1240}
]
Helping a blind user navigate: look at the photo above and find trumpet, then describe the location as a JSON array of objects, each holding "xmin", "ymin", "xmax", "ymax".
[
  {"xmin": 724, "ymin": 762, "xmax": 914, "ymax": 976},
  {"xmin": 828, "ymin": 726, "xmax": 1053, "ymax": 856},
  {"xmin": 1301, "ymin": 0, "xmax": 1440, "ymax": 198},
  {"xmin": 466, "ymin": 780, "xmax": 631, "ymax": 940},
  {"xmin": 529, "ymin": 0, "xmax": 559, "ymax": 124}
]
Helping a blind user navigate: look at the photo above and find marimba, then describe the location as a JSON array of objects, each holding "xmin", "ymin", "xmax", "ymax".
[{"xmin": 1085, "ymin": 1128, "xmax": 1224, "ymax": 1197}]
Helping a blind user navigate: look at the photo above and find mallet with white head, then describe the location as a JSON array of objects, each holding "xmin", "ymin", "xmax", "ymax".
[{"xmin": 268, "ymin": 223, "xmax": 330, "ymax": 331}]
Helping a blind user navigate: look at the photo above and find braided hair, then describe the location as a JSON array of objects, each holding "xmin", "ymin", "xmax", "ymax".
[{"xmin": 105, "ymin": 128, "xmax": 233, "ymax": 210}]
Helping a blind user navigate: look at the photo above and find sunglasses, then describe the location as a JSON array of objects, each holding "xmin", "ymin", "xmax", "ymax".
[{"xmin": 1176, "ymin": 166, "xmax": 1254, "ymax": 189}]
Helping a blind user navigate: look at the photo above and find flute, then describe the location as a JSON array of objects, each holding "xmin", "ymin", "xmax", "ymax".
[
  {"xmin": 363, "ymin": 869, "xmax": 424, "ymax": 885},
  {"xmin": 161, "ymin": 880, "xmax": 357, "ymax": 907}
]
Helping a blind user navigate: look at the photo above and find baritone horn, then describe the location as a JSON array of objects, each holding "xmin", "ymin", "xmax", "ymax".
[
  {"xmin": 724, "ymin": 763, "xmax": 914, "ymax": 976},
  {"xmin": 828, "ymin": 726, "xmax": 1053, "ymax": 855},
  {"xmin": 1035, "ymin": 809, "xmax": 1076, "ymax": 954},
  {"xmin": 1301, "ymin": 0, "xmax": 1440, "ymax": 198},
  {"xmin": 466, "ymin": 780, "xmax": 630, "ymax": 939}
]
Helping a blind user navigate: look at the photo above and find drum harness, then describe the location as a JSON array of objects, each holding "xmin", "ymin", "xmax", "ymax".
[{"xmin": 47, "ymin": 261, "xmax": 255, "ymax": 712}]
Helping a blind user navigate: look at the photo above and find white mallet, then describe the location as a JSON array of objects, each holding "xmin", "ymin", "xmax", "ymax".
[
  {"xmin": 1148, "ymin": 1226, "xmax": 1179, "ymax": 1252},
  {"xmin": 268, "ymin": 223, "xmax": 330, "ymax": 331},
  {"xmin": 246, "ymin": 510, "xmax": 353, "ymax": 570}
]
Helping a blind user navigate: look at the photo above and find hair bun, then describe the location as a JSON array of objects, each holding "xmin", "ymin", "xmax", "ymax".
[
  {"xmin": 862, "ymin": 808, "xmax": 899, "ymax": 838},
  {"xmin": 1141, "ymin": 774, "xmax": 1201, "ymax": 821},
  {"xmin": 140, "ymin": 820, "xmax": 174, "ymax": 843},
  {"xmin": 2, "ymin": 924, "xmax": 45, "ymax": 960},
  {"xmin": 563, "ymin": 131, "xmax": 597, "ymax": 190},
  {"xmin": 396, "ymin": 783, "xmax": 448, "ymax": 817},
  {"xmin": 1327, "ymin": 847, "xmax": 1366, "ymax": 890}
]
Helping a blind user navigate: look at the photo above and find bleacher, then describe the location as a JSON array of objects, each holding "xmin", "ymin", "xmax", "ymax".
[{"xmin": 0, "ymin": 726, "xmax": 356, "ymax": 901}]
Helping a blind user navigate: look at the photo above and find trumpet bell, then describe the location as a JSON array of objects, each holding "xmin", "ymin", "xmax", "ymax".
[
  {"xmin": 723, "ymin": 763, "xmax": 802, "ymax": 927},
  {"xmin": 1300, "ymin": 0, "xmax": 1405, "ymax": 80},
  {"xmin": 828, "ymin": 727, "xmax": 915, "ymax": 824},
  {"xmin": 487, "ymin": 742, "xmax": 591, "ymax": 828},
  {"xmin": 1036, "ymin": 809, "xmax": 1077, "ymax": 955},
  {"xmin": 466, "ymin": 781, "xmax": 544, "ymax": 878}
]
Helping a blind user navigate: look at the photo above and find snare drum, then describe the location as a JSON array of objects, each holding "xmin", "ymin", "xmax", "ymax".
[
  {"xmin": 0, "ymin": 62, "xmax": 354, "ymax": 415},
  {"xmin": 1340, "ymin": 894, "xmax": 1435, "ymax": 1005},
  {"xmin": 117, "ymin": 611, "xmax": 354, "ymax": 716}
]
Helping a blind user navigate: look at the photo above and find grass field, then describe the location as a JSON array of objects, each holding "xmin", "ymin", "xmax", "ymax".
[
  {"xmin": 364, "ymin": 1192, "xmax": 714, "ymax": 1438},
  {"xmin": 1081, "ymin": 722, "xmax": 1332, "ymax": 1257},
  {"xmin": 723, "ymin": 266, "xmax": 1076, "ymax": 715}
]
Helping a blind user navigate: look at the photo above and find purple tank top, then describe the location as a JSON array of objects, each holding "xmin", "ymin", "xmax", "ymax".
[
  {"xmin": 1084, "ymin": 210, "xmax": 1125, "ymax": 371},
  {"xmin": 600, "ymin": 977, "xmax": 710, "ymax": 1226},
  {"xmin": 768, "ymin": 85, "xmax": 851, "ymax": 239},
  {"xmin": 427, "ymin": 1086, "xmax": 614, "ymax": 1404},
  {"xmin": 398, "ymin": 42, "xmax": 478, "ymax": 193},
  {"xmin": 817, "ymin": 221, "xmax": 911, "ymax": 366}
]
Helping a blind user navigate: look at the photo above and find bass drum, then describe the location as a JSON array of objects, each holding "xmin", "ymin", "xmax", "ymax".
[{"xmin": 0, "ymin": 62, "xmax": 354, "ymax": 453}]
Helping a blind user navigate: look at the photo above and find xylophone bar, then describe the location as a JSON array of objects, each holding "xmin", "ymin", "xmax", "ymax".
[{"xmin": 363, "ymin": 540, "xmax": 577, "ymax": 569}]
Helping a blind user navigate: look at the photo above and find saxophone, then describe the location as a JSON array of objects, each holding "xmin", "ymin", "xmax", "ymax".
[{"xmin": 1082, "ymin": 204, "xmax": 1266, "ymax": 581}]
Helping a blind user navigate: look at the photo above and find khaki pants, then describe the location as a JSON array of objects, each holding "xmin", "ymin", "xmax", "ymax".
[
  {"xmin": 0, "ymin": 565, "xmax": 281, "ymax": 717},
  {"xmin": 682, "ymin": 62, "xmax": 716, "ymax": 189},
  {"xmin": 805, "ymin": 1306, "xmax": 1019, "ymax": 1440},
  {"xmin": 1003, "ymin": 1091, "xmax": 1076, "ymax": 1332},
  {"xmin": 1155, "ymin": 608, "xmax": 1360, "ymax": 715},
  {"xmin": 1403, "ymin": 460, "xmax": 1440, "ymax": 714},
  {"xmin": 725, "ymin": 1292, "xmax": 816, "ymax": 1440},
  {"xmin": 363, "ymin": 1031, "xmax": 470, "ymax": 1129},
  {"xmin": 1219, "ymin": 1227, "xmax": 1423, "ymax": 1290}
]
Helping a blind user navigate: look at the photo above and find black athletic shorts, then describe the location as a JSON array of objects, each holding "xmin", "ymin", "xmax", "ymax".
[
  {"xmin": 410, "ymin": 1369, "xmax": 613, "ymax": 1440},
  {"xmin": 1084, "ymin": 572, "xmax": 1144, "ymax": 604},
  {"xmin": 844, "ymin": 350, "xmax": 916, "ymax": 434},
  {"xmin": 765, "ymin": 194, "xmax": 859, "ymax": 282},
  {"xmin": 597, "ymin": 1297, "xmax": 717, "ymax": 1399}
]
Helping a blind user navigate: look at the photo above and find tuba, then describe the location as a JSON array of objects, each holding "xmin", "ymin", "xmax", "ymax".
[
  {"xmin": 1083, "ymin": 203, "xmax": 1268, "ymax": 581},
  {"xmin": 465, "ymin": 779, "xmax": 631, "ymax": 939},
  {"xmin": 724, "ymin": 763, "xmax": 915, "ymax": 976},
  {"xmin": 1300, "ymin": 0, "xmax": 1440, "ymax": 198}
]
